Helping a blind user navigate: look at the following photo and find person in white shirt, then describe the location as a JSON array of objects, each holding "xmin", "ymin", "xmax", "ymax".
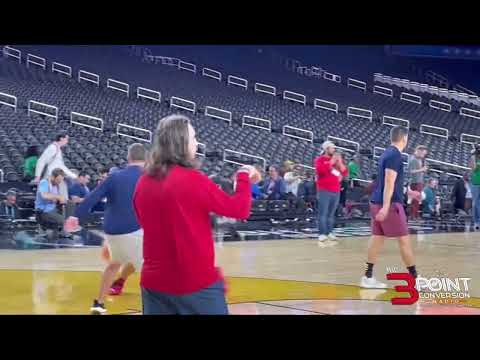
[
  {"xmin": 284, "ymin": 162, "xmax": 303, "ymax": 197},
  {"xmin": 34, "ymin": 132, "xmax": 77, "ymax": 203}
]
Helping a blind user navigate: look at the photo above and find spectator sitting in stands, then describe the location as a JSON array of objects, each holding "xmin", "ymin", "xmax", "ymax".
[
  {"xmin": 298, "ymin": 171, "xmax": 316, "ymax": 210},
  {"xmin": 69, "ymin": 172, "xmax": 91, "ymax": 204},
  {"xmin": 451, "ymin": 173, "xmax": 471, "ymax": 215},
  {"xmin": 0, "ymin": 189, "xmax": 19, "ymax": 219},
  {"xmin": 251, "ymin": 166, "xmax": 264, "ymax": 199},
  {"xmin": 35, "ymin": 168, "xmax": 69, "ymax": 233},
  {"xmin": 97, "ymin": 168, "xmax": 109, "ymax": 187},
  {"xmin": 284, "ymin": 162, "xmax": 303, "ymax": 197},
  {"xmin": 262, "ymin": 165, "xmax": 286, "ymax": 200},
  {"xmin": 423, "ymin": 178, "xmax": 440, "ymax": 217},
  {"xmin": 23, "ymin": 146, "xmax": 39, "ymax": 183},
  {"xmin": 252, "ymin": 183, "xmax": 263, "ymax": 199}
]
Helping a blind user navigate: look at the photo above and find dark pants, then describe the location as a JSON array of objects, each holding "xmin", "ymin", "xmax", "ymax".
[
  {"xmin": 142, "ymin": 280, "xmax": 229, "ymax": 315},
  {"xmin": 316, "ymin": 190, "xmax": 340, "ymax": 235},
  {"xmin": 39, "ymin": 210, "xmax": 64, "ymax": 228}
]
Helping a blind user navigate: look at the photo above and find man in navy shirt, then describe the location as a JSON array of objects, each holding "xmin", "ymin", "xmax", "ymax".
[
  {"xmin": 65, "ymin": 143, "xmax": 146, "ymax": 314},
  {"xmin": 69, "ymin": 172, "xmax": 91, "ymax": 204},
  {"xmin": 361, "ymin": 126, "xmax": 417, "ymax": 289}
]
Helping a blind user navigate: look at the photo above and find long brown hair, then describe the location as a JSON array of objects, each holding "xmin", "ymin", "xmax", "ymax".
[{"xmin": 146, "ymin": 114, "xmax": 195, "ymax": 178}]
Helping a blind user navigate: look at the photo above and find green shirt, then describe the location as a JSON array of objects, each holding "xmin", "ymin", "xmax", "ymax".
[
  {"xmin": 423, "ymin": 187, "xmax": 435, "ymax": 211},
  {"xmin": 24, "ymin": 156, "xmax": 38, "ymax": 178},
  {"xmin": 348, "ymin": 161, "xmax": 360, "ymax": 180},
  {"xmin": 472, "ymin": 158, "xmax": 480, "ymax": 186}
]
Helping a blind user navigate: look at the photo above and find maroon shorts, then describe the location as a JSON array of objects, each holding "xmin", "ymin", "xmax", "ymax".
[{"xmin": 370, "ymin": 203, "xmax": 409, "ymax": 237}]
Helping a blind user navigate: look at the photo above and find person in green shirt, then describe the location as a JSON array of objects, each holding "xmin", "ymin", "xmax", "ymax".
[
  {"xmin": 347, "ymin": 154, "xmax": 362, "ymax": 188},
  {"xmin": 23, "ymin": 145, "xmax": 39, "ymax": 182},
  {"xmin": 470, "ymin": 147, "xmax": 480, "ymax": 229}
]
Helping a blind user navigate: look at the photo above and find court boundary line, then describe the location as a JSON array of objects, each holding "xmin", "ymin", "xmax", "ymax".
[{"xmin": 256, "ymin": 301, "xmax": 328, "ymax": 315}]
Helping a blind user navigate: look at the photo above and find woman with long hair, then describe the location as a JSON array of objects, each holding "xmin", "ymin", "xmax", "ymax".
[{"xmin": 133, "ymin": 114, "xmax": 259, "ymax": 315}]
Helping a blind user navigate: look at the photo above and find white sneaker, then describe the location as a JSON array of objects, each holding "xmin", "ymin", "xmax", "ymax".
[
  {"xmin": 318, "ymin": 235, "xmax": 329, "ymax": 247},
  {"xmin": 360, "ymin": 276, "xmax": 387, "ymax": 289},
  {"xmin": 318, "ymin": 234, "xmax": 328, "ymax": 242},
  {"xmin": 327, "ymin": 233, "xmax": 338, "ymax": 241}
]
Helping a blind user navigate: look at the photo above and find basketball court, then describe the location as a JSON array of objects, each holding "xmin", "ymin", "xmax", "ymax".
[{"xmin": 0, "ymin": 226, "xmax": 479, "ymax": 315}]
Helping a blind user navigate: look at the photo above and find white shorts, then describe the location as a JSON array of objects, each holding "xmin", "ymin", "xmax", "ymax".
[{"xmin": 104, "ymin": 229, "xmax": 143, "ymax": 269}]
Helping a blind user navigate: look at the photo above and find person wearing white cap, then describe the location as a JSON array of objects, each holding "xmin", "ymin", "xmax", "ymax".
[{"xmin": 314, "ymin": 141, "xmax": 348, "ymax": 246}]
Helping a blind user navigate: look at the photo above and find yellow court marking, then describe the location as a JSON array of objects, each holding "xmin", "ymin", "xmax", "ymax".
[{"xmin": 0, "ymin": 270, "xmax": 478, "ymax": 314}]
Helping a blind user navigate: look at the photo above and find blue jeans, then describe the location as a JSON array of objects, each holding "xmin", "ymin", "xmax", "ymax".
[
  {"xmin": 142, "ymin": 280, "xmax": 228, "ymax": 315},
  {"xmin": 316, "ymin": 190, "xmax": 340, "ymax": 235},
  {"xmin": 471, "ymin": 184, "xmax": 480, "ymax": 224}
]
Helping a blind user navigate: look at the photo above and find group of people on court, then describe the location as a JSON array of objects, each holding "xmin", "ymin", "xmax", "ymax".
[{"xmin": 27, "ymin": 111, "xmax": 480, "ymax": 314}]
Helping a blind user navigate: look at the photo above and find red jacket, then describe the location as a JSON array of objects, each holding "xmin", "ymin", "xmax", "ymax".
[
  {"xmin": 315, "ymin": 155, "xmax": 349, "ymax": 193},
  {"xmin": 133, "ymin": 165, "xmax": 252, "ymax": 295}
]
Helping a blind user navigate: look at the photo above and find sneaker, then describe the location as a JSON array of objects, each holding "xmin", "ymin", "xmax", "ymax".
[
  {"xmin": 109, "ymin": 279, "xmax": 125, "ymax": 296},
  {"xmin": 327, "ymin": 233, "xmax": 338, "ymax": 241},
  {"xmin": 318, "ymin": 234, "xmax": 328, "ymax": 242},
  {"xmin": 360, "ymin": 276, "xmax": 387, "ymax": 289},
  {"xmin": 90, "ymin": 299, "xmax": 107, "ymax": 314}
]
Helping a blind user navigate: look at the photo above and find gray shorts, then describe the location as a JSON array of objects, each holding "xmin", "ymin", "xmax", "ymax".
[{"xmin": 104, "ymin": 229, "xmax": 143, "ymax": 269}]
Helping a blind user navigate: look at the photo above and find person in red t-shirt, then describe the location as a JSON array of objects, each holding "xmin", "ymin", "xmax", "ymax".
[
  {"xmin": 314, "ymin": 141, "xmax": 348, "ymax": 245},
  {"xmin": 133, "ymin": 114, "xmax": 259, "ymax": 315}
]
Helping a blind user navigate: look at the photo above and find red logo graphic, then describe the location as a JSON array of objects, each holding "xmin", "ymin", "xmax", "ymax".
[{"xmin": 386, "ymin": 273, "xmax": 419, "ymax": 305}]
